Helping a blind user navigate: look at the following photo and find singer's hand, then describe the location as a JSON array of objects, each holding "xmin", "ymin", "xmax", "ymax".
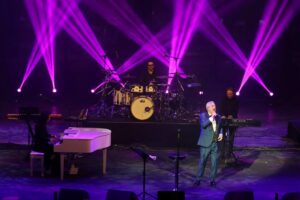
[{"xmin": 218, "ymin": 134, "xmax": 223, "ymax": 141}]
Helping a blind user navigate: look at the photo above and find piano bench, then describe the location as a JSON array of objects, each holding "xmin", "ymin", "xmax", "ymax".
[{"xmin": 30, "ymin": 151, "xmax": 45, "ymax": 177}]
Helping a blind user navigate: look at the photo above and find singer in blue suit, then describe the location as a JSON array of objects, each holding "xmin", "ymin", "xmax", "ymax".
[{"xmin": 194, "ymin": 101, "xmax": 223, "ymax": 187}]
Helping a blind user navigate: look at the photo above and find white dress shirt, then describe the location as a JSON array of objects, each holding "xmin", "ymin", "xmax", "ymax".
[{"xmin": 209, "ymin": 115, "xmax": 217, "ymax": 132}]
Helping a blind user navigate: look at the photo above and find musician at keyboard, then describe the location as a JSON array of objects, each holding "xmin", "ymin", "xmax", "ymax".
[
  {"xmin": 32, "ymin": 112, "xmax": 60, "ymax": 176},
  {"xmin": 220, "ymin": 87, "xmax": 239, "ymax": 164}
]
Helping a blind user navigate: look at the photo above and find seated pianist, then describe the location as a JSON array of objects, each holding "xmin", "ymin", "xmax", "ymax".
[{"xmin": 32, "ymin": 112, "xmax": 60, "ymax": 176}]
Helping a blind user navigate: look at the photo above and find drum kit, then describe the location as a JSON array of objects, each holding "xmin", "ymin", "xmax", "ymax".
[{"xmin": 95, "ymin": 73, "xmax": 201, "ymax": 121}]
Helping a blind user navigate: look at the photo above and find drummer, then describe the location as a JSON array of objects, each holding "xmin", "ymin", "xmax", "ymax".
[{"xmin": 141, "ymin": 61, "xmax": 157, "ymax": 86}]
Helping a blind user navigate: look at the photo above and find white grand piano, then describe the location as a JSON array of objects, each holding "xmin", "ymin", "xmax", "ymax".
[{"xmin": 54, "ymin": 127, "xmax": 111, "ymax": 180}]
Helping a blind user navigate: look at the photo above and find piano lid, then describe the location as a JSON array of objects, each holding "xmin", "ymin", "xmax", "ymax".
[{"xmin": 63, "ymin": 127, "xmax": 111, "ymax": 140}]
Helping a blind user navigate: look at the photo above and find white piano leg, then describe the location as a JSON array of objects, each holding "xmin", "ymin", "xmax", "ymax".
[
  {"xmin": 60, "ymin": 154, "xmax": 65, "ymax": 180},
  {"xmin": 102, "ymin": 148, "xmax": 107, "ymax": 175}
]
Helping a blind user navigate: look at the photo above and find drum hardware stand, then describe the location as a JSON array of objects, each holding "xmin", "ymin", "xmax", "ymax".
[
  {"xmin": 164, "ymin": 55, "xmax": 186, "ymax": 121},
  {"xmin": 110, "ymin": 81, "xmax": 131, "ymax": 119},
  {"xmin": 130, "ymin": 147, "xmax": 156, "ymax": 200},
  {"xmin": 95, "ymin": 68, "xmax": 117, "ymax": 119}
]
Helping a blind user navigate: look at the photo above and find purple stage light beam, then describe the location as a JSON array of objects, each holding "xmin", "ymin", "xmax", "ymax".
[
  {"xmin": 93, "ymin": 25, "xmax": 172, "ymax": 92},
  {"xmin": 84, "ymin": 0, "xmax": 186, "ymax": 77},
  {"xmin": 59, "ymin": 0, "xmax": 121, "ymax": 83},
  {"xmin": 20, "ymin": 0, "xmax": 120, "ymax": 93},
  {"xmin": 198, "ymin": 1, "xmax": 272, "ymax": 94},
  {"xmin": 238, "ymin": 0, "xmax": 299, "ymax": 93},
  {"xmin": 24, "ymin": 0, "xmax": 57, "ymax": 91},
  {"xmin": 168, "ymin": 0, "xmax": 205, "ymax": 88},
  {"xmin": 117, "ymin": 25, "xmax": 172, "ymax": 75},
  {"xmin": 19, "ymin": 0, "xmax": 79, "ymax": 90}
]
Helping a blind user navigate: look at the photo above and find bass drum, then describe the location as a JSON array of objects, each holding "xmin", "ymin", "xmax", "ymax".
[{"xmin": 131, "ymin": 96, "xmax": 154, "ymax": 121}]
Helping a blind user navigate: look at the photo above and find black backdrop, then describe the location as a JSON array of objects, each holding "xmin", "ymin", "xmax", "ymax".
[{"xmin": 1, "ymin": 0, "xmax": 299, "ymax": 114}]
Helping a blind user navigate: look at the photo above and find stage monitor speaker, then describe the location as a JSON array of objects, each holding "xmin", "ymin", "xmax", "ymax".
[
  {"xmin": 105, "ymin": 189, "xmax": 138, "ymax": 200},
  {"xmin": 288, "ymin": 120, "xmax": 300, "ymax": 143},
  {"xmin": 57, "ymin": 188, "xmax": 89, "ymax": 200},
  {"xmin": 157, "ymin": 191, "xmax": 185, "ymax": 200},
  {"xmin": 224, "ymin": 190, "xmax": 254, "ymax": 200},
  {"xmin": 281, "ymin": 192, "xmax": 300, "ymax": 200}
]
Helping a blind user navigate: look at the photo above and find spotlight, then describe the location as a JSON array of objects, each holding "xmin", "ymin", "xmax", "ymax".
[
  {"xmin": 91, "ymin": 89, "xmax": 95, "ymax": 94},
  {"xmin": 236, "ymin": 91, "xmax": 240, "ymax": 96},
  {"xmin": 199, "ymin": 91, "xmax": 204, "ymax": 95},
  {"xmin": 269, "ymin": 92, "xmax": 274, "ymax": 96},
  {"xmin": 17, "ymin": 88, "xmax": 22, "ymax": 93},
  {"xmin": 165, "ymin": 90, "xmax": 169, "ymax": 94},
  {"xmin": 52, "ymin": 88, "xmax": 57, "ymax": 93}
]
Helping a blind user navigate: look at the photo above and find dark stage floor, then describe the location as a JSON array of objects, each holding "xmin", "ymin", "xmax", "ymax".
[{"xmin": 0, "ymin": 104, "xmax": 300, "ymax": 200}]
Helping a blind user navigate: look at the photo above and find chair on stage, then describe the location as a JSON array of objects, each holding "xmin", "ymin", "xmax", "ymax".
[{"xmin": 30, "ymin": 151, "xmax": 45, "ymax": 177}]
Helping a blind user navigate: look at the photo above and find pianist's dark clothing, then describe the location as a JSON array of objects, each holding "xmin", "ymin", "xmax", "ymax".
[
  {"xmin": 33, "ymin": 122, "xmax": 52, "ymax": 153},
  {"xmin": 220, "ymin": 96, "xmax": 239, "ymax": 118},
  {"xmin": 32, "ymin": 114, "xmax": 59, "ymax": 174}
]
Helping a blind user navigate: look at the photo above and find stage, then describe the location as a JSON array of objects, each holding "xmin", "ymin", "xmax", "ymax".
[
  {"xmin": 1, "ymin": 0, "xmax": 300, "ymax": 199},
  {"xmin": 80, "ymin": 120, "xmax": 200, "ymax": 148},
  {"xmin": 0, "ymin": 104, "xmax": 300, "ymax": 200}
]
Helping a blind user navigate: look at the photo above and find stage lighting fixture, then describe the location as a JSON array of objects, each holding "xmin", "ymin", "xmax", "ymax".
[
  {"xmin": 17, "ymin": 88, "xmax": 22, "ymax": 93},
  {"xmin": 91, "ymin": 89, "xmax": 95, "ymax": 94},
  {"xmin": 52, "ymin": 88, "xmax": 57, "ymax": 93},
  {"xmin": 269, "ymin": 92, "xmax": 274, "ymax": 96},
  {"xmin": 236, "ymin": 92, "xmax": 240, "ymax": 96},
  {"xmin": 199, "ymin": 91, "xmax": 204, "ymax": 95}
]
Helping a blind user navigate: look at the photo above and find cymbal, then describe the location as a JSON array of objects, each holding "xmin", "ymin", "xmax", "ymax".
[
  {"xmin": 156, "ymin": 83, "xmax": 170, "ymax": 87},
  {"xmin": 122, "ymin": 74, "xmax": 136, "ymax": 79},
  {"xmin": 186, "ymin": 83, "xmax": 201, "ymax": 88},
  {"xmin": 157, "ymin": 74, "xmax": 195, "ymax": 79},
  {"xmin": 184, "ymin": 74, "xmax": 195, "ymax": 79},
  {"xmin": 156, "ymin": 75, "xmax": 170, "ymax": 79}
]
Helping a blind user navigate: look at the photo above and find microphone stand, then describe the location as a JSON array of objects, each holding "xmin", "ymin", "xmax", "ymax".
[
  {"xmin": 174, "ymin": 129, "xmax": 181, "ymax": 191},
  {"xmin": 130, "ymin": 147, "xmax": 156, "ymax": 200}
]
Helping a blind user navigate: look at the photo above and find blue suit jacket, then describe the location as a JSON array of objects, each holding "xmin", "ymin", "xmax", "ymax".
[{"xmin": 197, "ymin": 112, "xmax": 222, "ymax": 147}]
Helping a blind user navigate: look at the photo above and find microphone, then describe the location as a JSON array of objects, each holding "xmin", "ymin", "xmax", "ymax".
[{"xmin": 212, "ymin": 113, "xmax": 218, "ymax": 121}]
